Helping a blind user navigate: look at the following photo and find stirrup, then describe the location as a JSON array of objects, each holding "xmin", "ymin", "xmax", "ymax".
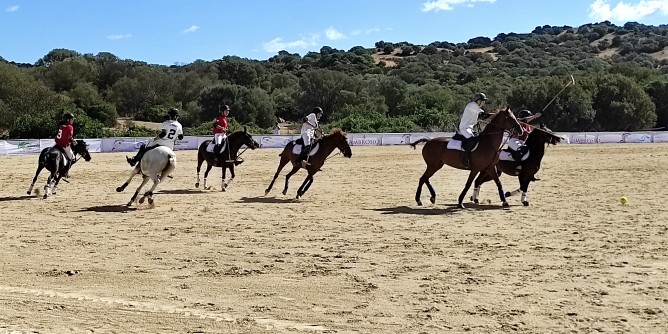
[{"xmin": 301, "ymin": 160, "xmax": 311, "ymax": 168}]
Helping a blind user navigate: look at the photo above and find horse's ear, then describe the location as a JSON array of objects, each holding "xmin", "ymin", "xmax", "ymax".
[{"xmin": 244, "ymin": 126, "xmax": 247, "ymax": 133}]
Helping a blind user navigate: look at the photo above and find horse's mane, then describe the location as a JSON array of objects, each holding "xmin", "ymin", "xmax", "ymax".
[{"xmin": 326, "ymin": 128, "xmax": 347, "ymax": 137}]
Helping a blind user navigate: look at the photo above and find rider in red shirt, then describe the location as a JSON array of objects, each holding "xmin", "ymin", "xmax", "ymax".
[
  {"xmin": 55, "ymin": 113, "xmax": 77, "ymax": 177},
  {"xmin": 508, "ymin": 109, "xmax": 541, "ymax": 166},
  {"xmin": 212, "ymin": 105, "xmax": 230, "ymax": 163}
]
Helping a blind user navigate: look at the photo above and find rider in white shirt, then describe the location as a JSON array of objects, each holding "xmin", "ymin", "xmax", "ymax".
[
  {"xmin": 458, "ymin": 93, "xmax": 493, "ymax": 168},
  {"xmin": 126, "ymin": 108, "xmax": 184, "ymax": 167},
  {"xmin": 297, "ymin": 107, "xmax": 323, "ymax": 166}
]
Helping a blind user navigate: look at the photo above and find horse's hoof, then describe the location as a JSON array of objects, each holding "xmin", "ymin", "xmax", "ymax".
[
  {"xmin": 221, "ymin": 188, "xmax": 226, "ymax": 192},
  {"xmin": 505, "ymin": 191, "xmax": 511, "ymax": 197},
  {"xmin": 139, "ymin": 197, "xmax": 145, "ymax": 204},
  {"xmin": 264, "ymin": 189, "xmax": 270, "ymax": 195},
  {"xmin": 458, "ymin": 203, "xmax": 465, "ymax": 209},
  {"xmin": 148, "ymin": 197, "xmax": 154, "ymax": 205},
  {"xmin": 416, "ymin": 201, "xmax": 422, "ymax": 206},
  {"xmin": 502, "ymin": 201, "xmax": 510, "ymax": 207},
  {"xmin": 295, "ymin": 195, "xmax": 300, "ymax": 200},
  {"xmin": 26, "ymin": 190, "xmax": 31, "ymax": 195},
  {"xmin": 116, "ymin": 186, "xmax": 124, "ymax": 192},
  {"xmin": 281, "ymin": 189, "xmax": 287, "ymax": 196},
  {"xmin": 430, "ymin": 196, "xmax": 436, "ymax": 204},
  {"xmin": 42, "ymin": 194, "xmax": 48, "ymax": 199},
  {"xmin": 195, "ymin": 182, "xmax": 199, "ymax": 188},
  {"xmin": 126, "ymin": 203, "xmax": 133, "ymax": 208},
  {"xmin": 522, "ymin": 201, "xmax": 529, "ymax": 206}
]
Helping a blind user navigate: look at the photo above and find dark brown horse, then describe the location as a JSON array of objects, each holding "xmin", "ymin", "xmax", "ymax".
[
  {"xmin": 265, "ymin": 129, "xmax": 352, "ymax": 199},
  {"xmin": 195, "ymin": 127, "xmax": 260, "ymax": 191},
  {"xmin": 410, "ymin": 107, "xmax": 524, "ymax": 208},
  {"xmin": 471, "ymin": 124, "xmax": 562, "ymax": 206}
]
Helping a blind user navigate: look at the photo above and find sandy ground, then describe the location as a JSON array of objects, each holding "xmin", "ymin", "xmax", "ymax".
[{"xmin": 1, "ymin": 143, "xmax": 667, "ymax": 334}]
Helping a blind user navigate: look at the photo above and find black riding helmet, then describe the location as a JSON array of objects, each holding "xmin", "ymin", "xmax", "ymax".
[
  {"xmin": 313, "ymin": 106, "xmax": 323, "ymax": 114},
  {"xmin": 518, "ymin": 110, "xmax": 532, "ymax": 119},
  {"xmin": 220, "ymin": 105, "xmax": 230, "ymax": 112},
  {"xmin": 63, "ymin": 113, "xmax": 75, "ymax": 120},
  {"xmin": 167, "ymin": 107, "xmax": 179, "ymax": 119},
  {"xmin": 473, "ymin": 92, "xmax": 488, "ymax": 102}
]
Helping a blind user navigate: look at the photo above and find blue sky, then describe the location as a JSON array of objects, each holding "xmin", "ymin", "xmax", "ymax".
[{"xmin": 2, "ymin": 0, "xmax": 668, "ymax": 65}]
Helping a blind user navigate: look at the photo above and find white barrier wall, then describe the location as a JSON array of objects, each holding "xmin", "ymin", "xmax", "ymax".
[{"xmin": 0, "ymin": 131, "xmax": 666, "ymax": 156}]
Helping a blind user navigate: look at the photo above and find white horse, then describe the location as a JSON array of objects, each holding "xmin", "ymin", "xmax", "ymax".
[{"xmin": 116, "ymin": 146, "xmax": 176, "ymax": 207}]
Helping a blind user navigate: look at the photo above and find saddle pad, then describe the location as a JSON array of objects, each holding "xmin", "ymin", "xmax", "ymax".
[
  {"xmin": 292, "ymin": 143, "xmax": 320, "ymax": 156},
  {"xmin": 499, "ymin": 149, "xmax": 530, "ymax": 162},
  {"xmin": 206, "ymin": 140, "xmax": 227, "ymax": 153},
  {"xmin": 446, "ymin": 139, "xmax": 478, "ymax": 152}
]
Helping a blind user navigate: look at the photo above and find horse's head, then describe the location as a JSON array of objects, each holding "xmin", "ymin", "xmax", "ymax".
[
  {"xmin": 488, "ymin": 106, "xmax": 524, "ymax": 137},
  {"xmin": 326, "ymin": 128, "xmax": 352, "ymax": 158},
  {"xmin": 230, "ymin": 126, "xmax": 259, "ymax": 150},
  {"xmin": 72, "ymin": 139, "xmax": 92, "ymax": 162},
  {"xmin": 534, "ymin": 123, "xmax": 562, "ymax": 145}
]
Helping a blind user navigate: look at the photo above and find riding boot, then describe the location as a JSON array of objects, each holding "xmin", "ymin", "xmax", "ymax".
[
  {"xmin": 299, "ymin": 144, "xmax": 311, "ymax": 167},
  {"xmin": 63, "ymin": 158, "xmax": 72, "ymax": 178},
  {"xmin": 126, "ymin": 144, "xmax": 146, "ymax": 167},
  {"xmin": 513, "ymin": 146, "xmax": 528, "ymax": 170},
  {"xmin": 461, "ymin": 138, "xmax": 476, "ymax": 169},
  {"xmin": 213, "ymin": 144, "xmax": 221, "ymax": 163}
]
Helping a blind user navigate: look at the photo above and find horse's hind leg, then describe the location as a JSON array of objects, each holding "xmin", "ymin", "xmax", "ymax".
[
  {"xmin": 282, "ymin": 165, "xmax": 300, "ymax": 196},
  {"xmin": 202, "ymin": 164, "xmax": 213, "ymax": 190},
  {"xmin": 128, "ymin": 175, "xmax": 150, "ymax": 207},
  {"xmin": 415, "ymin": 162, "xmax": 443, "ymax": 206},
  {"xmin": 518, "ymin": 175, "xmax": 532, "ymax": 206},
  {"xmin": 117, "ymin": 166, "xmax": 140, "ymax": 192},
  {"xmin": 140, "ymin": 174, "xmax": 161, "ymax": 205},
  {"xmin": 43, "ymin": 174, "xmax": 54, "ymax": 199},
  {"xmin": 457, "ymin": 170, "xmax": 479, "ymax": 209},
  {"xmin": 471, "ymin": 168, "xmax": 496, "ymax": 204},
  {"xmin": 28, "ymin": 166, "xmax": 44, "ymax": 195},
  {"xmin": 195, "ymin": 155, "xmax": 204, "ymax": 188},
  {"xmin": 490, "ymin": 170, "xmax": 509, "ymax": 207},
  {"xmin": 265, "ymin": 153, "xmax": 291, "ymax": 195},
  {"xmin": 222, "ymin": 165, "xmax": 235, "ymax": 192}
]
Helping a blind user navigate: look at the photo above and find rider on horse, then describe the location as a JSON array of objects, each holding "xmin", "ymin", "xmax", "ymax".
[
  {"xmin": 126, "ymin": 108, "xmax": 183, "ymax": 167},
  {"xmin": 55, "ymin": 113, "xmax": 77, "ymax": 178},
  {"xmin": 508, "ymin": 109, "xmax": 541, "ymax": 168},
  {"xmin": 297, "ymin": 107, "xmax": 324, "ymax": 167},
  {"xmin": 458, "ymin": 92, "xmax": 494, "ymax": 168},
  {"xmin": 212, "ymin": 105, "xmax": 230, "ymax": 163}
]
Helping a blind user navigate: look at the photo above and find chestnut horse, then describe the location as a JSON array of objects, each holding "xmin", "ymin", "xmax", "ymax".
[
  {"xmin": 265, "ymin": 129, "xmax": 352, "ymax": 199},
  {"xmin": 410, "ymin": 107, "xmax": 524, "ymax": 208},
  {"xmin": 195, "ymin": 127, "xmax": 260, "ymax": 191},
  {"xmin": 471, "ymin": 124, "xmax": 562, "ymax": 206}
]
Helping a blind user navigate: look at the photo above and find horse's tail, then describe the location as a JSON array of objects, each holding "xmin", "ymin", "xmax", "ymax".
[{"xmin": 409, "ymin": 138, "xmax": 430, "ymax": 149}]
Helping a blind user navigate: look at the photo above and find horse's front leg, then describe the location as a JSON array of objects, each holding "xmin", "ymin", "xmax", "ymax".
[
  {"xmin": 117, "ymin": 166, "xmax": 140, "ymax": 192},
  {"xmin": 28, "ymin": 165, "xmax": 44, "ymax": 195},
  {"xmin": 43, "ymin": 174, "xmax": 54, "ymax": 199},
  {"xmin": 491, "ymin": 170, "xmax": 509, "ymax": 207},
  {"xmin": 457, "ymin": 170, "xmax": 479, "ymax": 209},
  {"xmin": 296, "ymin": 174, "xmax": 313, "ymax": 199},
  {"xmin": 203, "ymin": 164, "xmax": 213, "ymax": 190},
  {"xmin": 471, "ymin": 167, "xmax": 496, "ymax": 204},
  {"xmin": 518, "ymin": 174, "xmax": 532, "ymax": 206},
  {"xmin": 128, "ymin": 176, "xmax": 150, "ymax": 207},
  {"xmin": 222, "ymin": 165, "xmax": 235, "ymax": 191},
  {"xmin": 282, "ymin": 165, "xmax": 300, "ymax": 196}
]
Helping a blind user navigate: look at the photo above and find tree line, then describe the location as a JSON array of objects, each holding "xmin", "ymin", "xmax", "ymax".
[{"xmin": 1, "ymin": 20, "xmax": 667, "ymax": 139}]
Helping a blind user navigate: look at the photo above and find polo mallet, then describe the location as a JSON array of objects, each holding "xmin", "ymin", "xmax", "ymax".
[{"xmin": 542, "ymin": 74, "xmax": 575, "ymax": 112}]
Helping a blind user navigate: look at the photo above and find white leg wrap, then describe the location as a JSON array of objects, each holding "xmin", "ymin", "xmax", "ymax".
[
  {"xmin": 521, "ymin": 191, "xmax": 527, "ymax": 202},
  {"xmin": 473, "ymin": 187, "xmax": 480, "ymax": 200}
]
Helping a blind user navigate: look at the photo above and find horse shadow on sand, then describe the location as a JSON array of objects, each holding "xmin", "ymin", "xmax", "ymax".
[
  {"xmin": 157, "ymin": 189, "xmax": 208, "ymax": 195},
  {"xmin": 0, "ymin": 195, "xmax": 34, "ymax": 202},
  {"xmin": 236, "ymin": 196, "xmax": 298, "ymax": 204},
  {"xmin": 78, "ymin": 205, "xmax": 137, "ymax": 213},
  {"xmin": 371, "ymin": 203, "xmax": 510, "ymax": 215}
]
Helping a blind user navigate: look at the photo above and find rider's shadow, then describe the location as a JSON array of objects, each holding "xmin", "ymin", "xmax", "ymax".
[
  {"xmin": 0, "ymin": 195, "xmax": 33, "ymax": 202},
  {"xmin": 78, "ymin": 205, "xmax": 137, "ymax": 213},
  {"xmin": 371, "ymin": 203, "xmax": 509, "ymax": 215},
  {"xmin": 236, "ymin": 196, "xmax": 297, "ymax": 204}
]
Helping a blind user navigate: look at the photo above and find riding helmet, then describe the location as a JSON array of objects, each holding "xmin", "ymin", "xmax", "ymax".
[
  {"xmin": 167, "ymin": 108, "xmax": 179, "ymax": 118},
  {"xmin": 221, "ymin": 105, "xmax": 231, "ymax": 112},
  {"xmin": 518, "ymin": 110, "xmax": 533, "ymax": 119},
  {"xmin": 63, "ymin": 113, "xmax": 75, "ymax": 120},
  {"xmin": 473, "ymin": 92, "xmax": 488, "ymax": 102},
  {"xmin": 313, "ymin": 106, "xmax": 323, "ymax": 114}
]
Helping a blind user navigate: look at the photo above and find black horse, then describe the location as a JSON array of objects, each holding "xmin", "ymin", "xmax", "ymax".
[
  {"xmin": 195, "ymin": 127, "xmax": 260, "ymax": 191},
  {"xmin": 27, "ymin": 140, "xmax": 92, "ymax": 199}
]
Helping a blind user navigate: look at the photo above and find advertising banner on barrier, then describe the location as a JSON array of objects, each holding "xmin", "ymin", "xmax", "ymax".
[
  {"xmin": 569, "ymin": 133, "xmax": 597, "ymax": 144},
  {"xmin": 103, "ymin": 138, "xmax": 151, "ymax": 153},
  {"xmin": 259, "ymin": 135, "xmax": 295, "ymax": 148},
  {"xmin": 653, "ymin": 132, "xmax": 668, "ymax": 143},
  {"xmin": 4, "ymin": 139, "xmax": 41, "ymax": 155},
  {"xmin": 381, "ymin": 133, "xmax": 413, "ymax": 146},
  {"xmin": 348, "ymin": 133, "xmax": 382, "ymax": 146},
  {"xmin": 597, "ymin": 132, "xmax": 653, "ymax": 143},
  {"xmin": 174, "ymin": 136, "xmax": 199, "ymax": 150}
]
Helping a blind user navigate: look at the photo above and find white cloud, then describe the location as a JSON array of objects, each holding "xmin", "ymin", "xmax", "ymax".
[
  {"xmin": 325, "ymin": 26, "xmax": 346, "ymax": 40},
  {"xmin": 181, "ymin": 25, "xmax": 200, "ymax": 34},
  {"xmin": 589, "ymin": 0, "xmax": 668, "ymax": 21},
  {"xmin": 107, "ymin": 34, "xmax": 132, "ymax": 40},
  {"xmin": 6, "ymin": 5, "xmax": 19, "ymax": 12},
  {"xmin": 351, "ymin": 27, "xmax": 382, "ymax": 36},
  {"xmin": 262, "ymin": 35, "xmax": 320, "ymax": 53},
  {"xmin": 422, "ymin": 0, "xmax": 496, "ymax": 12}
]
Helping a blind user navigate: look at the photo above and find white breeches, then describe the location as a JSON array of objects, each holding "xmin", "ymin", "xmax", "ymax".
[
  {"xmin": 63, "ymin": 146, "xmax": 74, "ymax": 160},
  {"xmin": 460, "ymin": 127, "xmax": 475, "ymax": 139},
  {"xmin": 508, "ymin": 138, "xmax": 525, "ymax": 151},
  {"xmin": 301, "ymin": 131, "xmax": 315, "ymax": 146},
  {"xmin": 148, "ymin": 138, "xmax": 174, "ymax": 150},
  {"xmin": 214, "ymin": 133, "xmax": 227, "ymax": 145}
]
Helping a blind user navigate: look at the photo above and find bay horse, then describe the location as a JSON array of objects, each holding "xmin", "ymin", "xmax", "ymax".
[
  {"xmin": 195, "ymin": 127, "xmax": 260, "ymax": 191},
  {"xmin": 27, "ymin": 140, "xmax": 92, "ymax": 199},
  {"xmin": 116, "ymin": 146, "xmax": 177, "ymax": 207},
  {"xmin": 265, "ymin": 129, "xmax": 352, "ymax": 199},
  {"xmin": 410, "ymin": 107, "xmax": 524, "ymax": 208},
  {"xmin": 470, "ymin": 124, "xmax": 562, "ymax": 206}
]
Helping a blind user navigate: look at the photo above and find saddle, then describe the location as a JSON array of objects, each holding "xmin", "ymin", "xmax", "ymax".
[{"xmin": 446, "ymin": 134, "xmax": 479, "ymax": 152}]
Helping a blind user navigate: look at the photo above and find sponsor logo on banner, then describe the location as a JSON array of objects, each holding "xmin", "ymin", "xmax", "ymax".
[
  {"xmin": 111, "ymin": 139, "xmax": 147, "ymax": 152},
  {"xmin": 261, "ymin": 136, "xmax": 292, "ymax": 148},
  {"xmin": 570, "ymin": 134, "xmax": 596, "ymax": 144},
  {"xmin": 349, "ymin": 135, "xmax": 380, "ymax": 146},
  {"xmin": 619, "ymin": 132, "xmax": 651, "ymax": 143}
]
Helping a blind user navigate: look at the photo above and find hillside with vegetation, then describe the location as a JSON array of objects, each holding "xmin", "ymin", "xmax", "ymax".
[{"xmin": 1, "ymin": 21, "xmax": 668, "ymax": 139}]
